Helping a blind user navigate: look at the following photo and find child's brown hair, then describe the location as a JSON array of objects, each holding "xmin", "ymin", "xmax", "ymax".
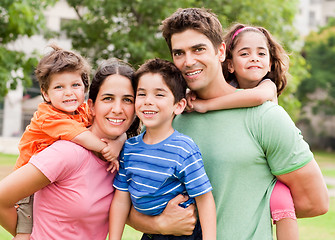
[
  {"xmin": 35, "ymin": 44, "xmax": 91, "ymax": 100},
  {"xmin": 223, "ymin": 23, "xmax": 289, "ymax": 96}
]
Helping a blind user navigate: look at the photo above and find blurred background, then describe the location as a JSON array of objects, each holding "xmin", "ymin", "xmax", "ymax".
[
  {"xmin": 0, "ymin": 1, "xmax": 335, "ymax": 239},
  {"xmin": 0, "ymin": 0, "xmax": 334, "ymax": 153}
]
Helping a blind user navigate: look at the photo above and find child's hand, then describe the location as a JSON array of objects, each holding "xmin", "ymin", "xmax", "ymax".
[
  {"xmin": 190, "ymin": 98, "xmax": 209, "ymax": 113},
  {"xmin": 185, "ymin": 90, "xmax": 197, "ymax": 112},
  {"xmin": 12, "ymin": 234, "xmax": 31, "ymax": 240},
  {"xmin": 106, "ymin": 159, "xmax": 120, "ymax": 173},
  {"xmin": 101, "ymin": 133, "xmax": 126, "ymax": 172}
]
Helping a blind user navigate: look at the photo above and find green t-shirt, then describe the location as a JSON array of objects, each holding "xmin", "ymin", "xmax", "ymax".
[{"xmin": 173, "ymin": 101, "xmax": 313, "ymax": 240}]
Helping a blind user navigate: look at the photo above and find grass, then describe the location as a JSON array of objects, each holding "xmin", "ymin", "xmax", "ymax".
[{"xmin": 1, "ymin": 151, "xmax": 335, "ymax": 239}]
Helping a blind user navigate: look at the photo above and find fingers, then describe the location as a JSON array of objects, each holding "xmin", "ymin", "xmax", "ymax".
[{"xmin": 168, "ymin": 194, "xmax": 189, "ymax": 206}]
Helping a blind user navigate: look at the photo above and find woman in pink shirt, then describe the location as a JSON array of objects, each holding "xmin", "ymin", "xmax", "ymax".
[{"xmin": 0, "ymin": 58, "xmax": 139, "ymax": 240}]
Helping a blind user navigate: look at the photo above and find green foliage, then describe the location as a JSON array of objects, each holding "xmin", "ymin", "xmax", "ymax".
[
  {"xmin": 0, "ymin": 0, "xmax": 55, "ymax": 98},
  {"xmin": 62, "ymin": 0, "xmax": 303, "ymax": 118},
  {"xmin": 297, "ymin": 19, "xmax": 335, "ymax": 115}
]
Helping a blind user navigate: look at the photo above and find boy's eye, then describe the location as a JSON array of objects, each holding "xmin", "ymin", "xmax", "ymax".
[
  {"xmin": 137, "ymin": 92, "xmax": 145, "ymax": 97},
  {"xmin": 156, "ymin": 94, "xmax": 164, "ymax": 97},
  {"xmin": 54, "ymin": 85, "xmax": 62, "ymax": 89},
  {"xmin": 73, "ymin": 83, "xmax": 81, "ymax": 87}
]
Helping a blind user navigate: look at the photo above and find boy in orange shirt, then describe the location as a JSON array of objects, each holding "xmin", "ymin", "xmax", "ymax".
[{"xmin": 14, "ymin": 44, "xmax": 125, "ymax": 239}]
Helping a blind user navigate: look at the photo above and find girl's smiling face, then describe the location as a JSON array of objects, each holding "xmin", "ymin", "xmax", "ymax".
[
  {"xmin": 228, "ymin": 31, "xmax": 271, "ymax": 89},
  {"xmin": 89, "ymin": 74, "xmax": 135, "ymax": 140}
]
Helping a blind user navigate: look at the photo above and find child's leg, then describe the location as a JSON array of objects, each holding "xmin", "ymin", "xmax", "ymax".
[
  {"xmin": 16, "ymin": 194, "xmax": 34, "ymax": 234},
  {"xmin": 270, "ymin": 180, "xmax": 298, "ymax": 240}
]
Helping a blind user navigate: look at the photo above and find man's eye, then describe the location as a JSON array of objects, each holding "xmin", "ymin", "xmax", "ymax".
[{"xmin": 195, "ymin": 47, "xmax": 205, "ymax": 52}]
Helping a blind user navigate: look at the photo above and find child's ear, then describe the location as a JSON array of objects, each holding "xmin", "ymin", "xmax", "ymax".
[
  {"xmin": 174, "ymin": 98, "xmax": 187, "ymax": 115},
  {"xmin": 227, "ymin": 60, "xmax": 234, "ymax": 73},
  {"xmin": 41, "ymin": 90, "xmax": 50, "ymax": 103}
]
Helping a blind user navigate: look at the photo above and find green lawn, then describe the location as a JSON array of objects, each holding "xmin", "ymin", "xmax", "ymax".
[{"xmin": 1, "ymin": 151, "xmax": 335, "ymax": 239}]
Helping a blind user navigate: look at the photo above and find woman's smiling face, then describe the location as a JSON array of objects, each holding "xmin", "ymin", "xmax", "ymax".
[{"xmin": 89, "ymin": 74, "xmax": 135, "ymax": 139}]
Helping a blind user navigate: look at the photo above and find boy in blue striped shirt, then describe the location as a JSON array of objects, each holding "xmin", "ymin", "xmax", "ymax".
[{"xmin": 109, "ymin": 58, "xmax": 216, "ymax": 240}]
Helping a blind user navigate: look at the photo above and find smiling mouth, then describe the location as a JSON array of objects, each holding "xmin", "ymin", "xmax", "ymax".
[
  {"xmin": 185, "ymin": 70, "xmax": 202, "ymax": 76},
  {"xmin": 63, "ymin": 99, "xmax": 77, "ymax": 103},
  {"xmin": 143, "ymin": 111, "xmax": 157, "ymax": 115},
  {"xmin": 107, "ymin": 118, "xmax": 124, "ymax": 123}
]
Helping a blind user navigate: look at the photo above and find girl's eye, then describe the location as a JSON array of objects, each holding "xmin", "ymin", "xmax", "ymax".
[
  {"xmin": 156, "ymin": 94, "xmax": 164, "ymax": 97},
  {"xmin": 54, "ymin": 85, "xmax": 62, "ymax": 89},
  {"xmin": 73, "ymin": 83, "xmax": 81, "ymax": 87},
  {"xmin": 137, "ymin": 92, "xmax": 145, "ymax": 97}
]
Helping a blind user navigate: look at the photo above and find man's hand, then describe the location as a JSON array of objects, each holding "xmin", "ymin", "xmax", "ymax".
[
  {"xmin": 156, "ymin": 194, "xmax": 197, "ymax": 236},
  {"xmin": 127, "ymin": 194, "xmax": 197, "ymax": 236}
]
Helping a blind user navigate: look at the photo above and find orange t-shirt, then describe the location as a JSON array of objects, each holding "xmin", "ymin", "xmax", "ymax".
[{"xmin": 14, "ymin": 102, "xmax": 92, "ymax": 170}]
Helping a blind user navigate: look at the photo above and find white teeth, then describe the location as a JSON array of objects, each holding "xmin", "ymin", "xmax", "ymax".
[
  {"xmin": 143, "ymin": 111, "xmax": 156, "ymax": 114},
  {"xmin": 186, "ymin": 70, "xmax": 202, "ymax": 76},
  {"xmin": 108, "ymin": 119, "xmax": 123, "ymax": 123}
]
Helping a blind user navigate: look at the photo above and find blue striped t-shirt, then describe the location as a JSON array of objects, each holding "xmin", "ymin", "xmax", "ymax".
[{"xmin": 113, "ymin": 130, "xmax": 212, "ymax": 216}]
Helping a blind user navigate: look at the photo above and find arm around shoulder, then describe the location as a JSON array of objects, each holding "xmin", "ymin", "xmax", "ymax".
[{"xmin": 277, "ymin": 159, "xmax": 329, "ymax": 218}]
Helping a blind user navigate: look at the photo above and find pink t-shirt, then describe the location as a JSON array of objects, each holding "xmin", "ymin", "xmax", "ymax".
[{"xmin": 29, "ymin": 140, "xmax": 115, "ymax": 240}]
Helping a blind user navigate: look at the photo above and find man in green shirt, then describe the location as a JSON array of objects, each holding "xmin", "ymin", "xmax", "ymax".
[{"xmin": 127, "ymin": 8, "xmax": 329, "ymax": 239}]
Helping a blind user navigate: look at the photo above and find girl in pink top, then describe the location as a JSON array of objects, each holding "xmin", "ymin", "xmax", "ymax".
[{"xmin": 0, "ymin": 58, "xmax": 139, "ymax": 240}]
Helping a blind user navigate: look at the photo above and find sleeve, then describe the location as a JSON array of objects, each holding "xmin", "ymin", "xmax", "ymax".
[
  {"xmin": 113, "ymin": 150, "xmax": 129, "ymax": 192},
  {"xmin": 258, "ymin": 104, "xmax": 313, "ymax": 175},
  {"xmin": 177, "ymin": 147, "xmax": 212, "ymax": 198},
  {"xmin": 41, "ymin": 115, "xmax": 89, "ymax": 141},
  {"xmin": 29, "ymin": 141, "xmax": 87, "ymax": 182}
]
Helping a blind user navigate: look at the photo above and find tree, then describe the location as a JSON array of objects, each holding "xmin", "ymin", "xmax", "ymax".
[
  {"xmin": 0, "ymin": 0, "xmax": 55, "ymax": 98},
  {"xmin": 297, "ymin": 18, "xmax": 335, "ymax": 115},
  {"xmin": 62, "ymin": 0, "xmax": 304, "ymax": 119}
]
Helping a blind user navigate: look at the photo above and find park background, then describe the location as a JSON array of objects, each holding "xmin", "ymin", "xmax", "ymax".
[{"xmin": 0, "ymin": 0, "xmax": 334, "ymax": 239}]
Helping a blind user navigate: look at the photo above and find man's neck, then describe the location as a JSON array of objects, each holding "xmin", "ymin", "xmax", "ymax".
[{"xmin": 197, "ymin": 76, "xmax": 236, "ymax": 100}]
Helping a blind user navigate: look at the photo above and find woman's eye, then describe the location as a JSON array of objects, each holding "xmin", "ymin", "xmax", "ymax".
[
  {"xmin": 124, "ymin": 98, "xmax": 134, "ymax": 103},
  {"xmin": 103, "ymin": 97, "xmax": 112, "ymax": 101}
]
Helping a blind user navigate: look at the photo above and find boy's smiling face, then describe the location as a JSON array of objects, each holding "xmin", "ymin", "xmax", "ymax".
[
  {"xmin": 135, "ymin": 72, "xmax": 185, "ymax": 133},
  {"xmin": 42, "ymin": 71, "xmax": 86, "ymax": 114}
]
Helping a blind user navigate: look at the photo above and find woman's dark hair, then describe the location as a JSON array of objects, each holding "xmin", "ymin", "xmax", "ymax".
[{"xmin": 89, "ymin": 58, "xmax": 140, "ymax": 138}]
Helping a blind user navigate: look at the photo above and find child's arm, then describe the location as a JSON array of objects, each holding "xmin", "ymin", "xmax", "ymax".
[
  {"xmin": 109, "ymin": 190, "xmax": 132, "ymax": 240},
  {"xmin": 195, "ymin": 191, "xmax": 216, "ymax": 240},
  {"xmin": 72, "ymin": 131, "xmax": 126, "ymax": 166},
  {"xmin": 190, "ymin": 79, "xmax": 278, "ymax": 113}
]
